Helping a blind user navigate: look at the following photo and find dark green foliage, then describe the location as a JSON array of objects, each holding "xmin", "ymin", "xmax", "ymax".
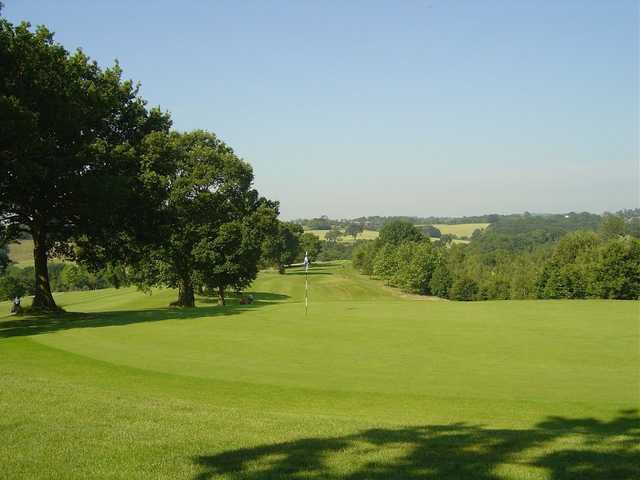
[
  {"xmin": 262, "ymin": 222, "xmax": 303, "ymax": 273},
  {"xmin": 439, "ymin": 234, "xmax": 454, "ymax": 245},
  {"xmin": 306, "ymin": 216, "xmax": 332, "ymax": 230},
  {"xmin": 588, "ymin": 238, "xmax": 640, "ymax": 299},
  {"xmin": 626, "ymin": 218, "xmax": 640, "ymax": 238},
  {"xmin": 0, "ymin": 273, "xmax": 26, "ymax": 299},
  {"xmin": 449, "ymin": 277, "xmax": 479, "ymax": 301},
  {"xmin": 479, "ymin": 275, "xmax": 511, "ymax": 300},
  {"xmin": 317, "ymin": 241, "xmax": 354, "ymax": 261},
  {"xmin": 132, "ymin": 130, "xmax": 277, "ymax": 306},
  {"xmin": 351, "ymin": 241, "xmax": 379, "ymax": 276},
  {"xmin": 0, "ymin": 17, "xmax": 170, "ymax": 310},
  {"xmin": 0, "ymin": 262, "xmax": 128, "ymax": 301},
  {"xmin": 299, "ymin": 233, "xmax": 322, "ymax": 262},
  {"xmin": 373, "ymin": 244, "xmax": 400, "ymax": 286},
  {"xmin": 395, "ymin": 241, "xmax": 437, "ymax": 294},
  {"xmin": 0, "ymin": 245, "xmax": 8, "ymax": 273},
  {"xmin": 353, "ymin": 223, "xmax": 640, "ymax": 301},
  {"xmin": 599, "ymin": 213, "xmax": 626, "ymax": 240},
  {"xmin": 429, "ymin": 259, "xmax": 452, "ymax": 298},
  {"xmin": 378, "ymin": 221, "xmax": 423, "ymax": 246},
  {"xmin": 421, "ymin": 225, "xmax": 442, "ymax": 238},
  {"xmin": 324, "ymin": 229, "xmax": 343, "ymax": 243},
  {"xmin": 536, "ymin": 232, "xmax": 600, "ymax": 299},
  {"xmin": 344, "ymin": 223, "xmax": 364, "ymax": 239},
  {"xmin": 488, "ymin": 212, "xmax": 602, "ymax": 238}
]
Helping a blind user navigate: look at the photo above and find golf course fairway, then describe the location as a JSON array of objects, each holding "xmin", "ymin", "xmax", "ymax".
[{"xmin": 1, "ymin": 262, "xmax": 638, "ymax": 479}]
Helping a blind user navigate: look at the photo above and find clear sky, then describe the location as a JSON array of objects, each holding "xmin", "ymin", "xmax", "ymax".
[{"xmin": 4, "ymin": 0, "xmax": 638, "ymax": 219}]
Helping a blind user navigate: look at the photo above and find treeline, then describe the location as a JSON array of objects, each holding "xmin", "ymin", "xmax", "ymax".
[
  {"xmin": 293, "ymin": 210, "xmax": 640, "ymax": 234},
  {"xmin": 352, "ymin": 219, "xmax": 640, "ymax": 301},
  {"xmin": 0, "ymin": 264, "xmax": 128, "ymax": 301}
]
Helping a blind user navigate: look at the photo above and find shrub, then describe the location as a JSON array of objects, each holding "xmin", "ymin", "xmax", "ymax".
[{"xmin": 449, "ymin": 277, "xmax": 479, "ymax": 301}]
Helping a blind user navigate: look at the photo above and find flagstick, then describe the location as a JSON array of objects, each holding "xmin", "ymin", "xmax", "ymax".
[
  {"xmin": 305, "ymin": 267, "xmax": 308, "ymax": 316},
  {"xmin": 304, "ymin": 251, "xmax": 309, "ymax": 316}
]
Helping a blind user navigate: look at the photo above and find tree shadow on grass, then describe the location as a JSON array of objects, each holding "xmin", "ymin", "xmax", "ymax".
[
  {"xmin": 286, "ymin": 271, "xmax": 332, "ymax": 276},
  {"xmin": 0, "ymin": 292, "xmax": 287, "ymax": 339},
  {"xmin": 194, "ymin": 410, "xmax": 639, "ymax": 480},
  {"xmin": 198, "ymin": 292, "xmax": 290, "ymax": 304}
]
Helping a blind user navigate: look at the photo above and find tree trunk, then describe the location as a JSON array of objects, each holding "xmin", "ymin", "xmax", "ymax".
[
  {"xmin": 218, "ymin": 286, "xmax": 225, "ymax": 306},
  {"xmin": 31, "ymin": 227, "xmax": 58, "ymax": 311},
  {"xmin": 175, "ymin": 277, "xmax": 195, "ymax": 307}
]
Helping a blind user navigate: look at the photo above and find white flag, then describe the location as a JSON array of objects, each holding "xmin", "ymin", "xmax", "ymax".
[{"xmin": 303, "ymin": 252, "xmax": 309, "ymax": 271}]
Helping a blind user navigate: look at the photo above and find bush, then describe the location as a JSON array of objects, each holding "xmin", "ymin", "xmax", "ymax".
[
  {"xmin": 429, "ymin": 262, "xmax": 452, "ymax": 298},
  {"xmin": 352, "ymin": 241, "xmax": 379, "ymax": 276},
  {"xmin": 590, "ymin": 238, "xmax": 640, "ymax": 299},
  {"xmin": 0, "ymin": 274, "xmax": 27, "ymax": 300},
  {"xmin": 449, "ymin": 277, "xmax": 479, "ymax": 301},
  {"xmin": 421, "ymin": 225, "xmax": 441, "ymax": 239},
  {"xmin": 399, "ymin": 241, "xmax": 437, "ymax": 294},
  {"xmin": 479, "ymin": 275, "xmax": 511, "ymax": 300},
  {"xmin": 318, "ymin": 241, "xmax": 353, "ymax": 261},
  {"xmin": 373, "ymin": 244, "xmax": 400, "ymax": 285}
]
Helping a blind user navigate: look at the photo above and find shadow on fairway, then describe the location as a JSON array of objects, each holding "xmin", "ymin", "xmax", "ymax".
[
  {"xmin": 286, "ymin": 271, "xmax": 332, "ymax": 276},
  {"xmin": 194, "ymin": 409, "xmax": 639, "ymax": 480},
  {"xmin": 0, "ymin": 292, "xmax": 288, "ymax": 339},
  {"xmin": 199, "ymin": 292, "xmax": 290, "ymax": 304}
]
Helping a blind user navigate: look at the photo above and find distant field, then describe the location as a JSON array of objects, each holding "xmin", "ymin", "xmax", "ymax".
[
  {"xmin": 7, "ymin": 239, "xmax": 34, "ymax": 265},
  {"xmin": 307, "ymin": 229, "xmax": 379, "ymax": 242},
  {"xmin": 431, "ymin": 223, "xmax": 490, "ymax": 237},
  {"xmin": 1, "ymin": 261, "xmax": 637, "ymax": 479},
  {"xmin": 307, "ymin": 225, "xmax": 488, "ymax": 243}
]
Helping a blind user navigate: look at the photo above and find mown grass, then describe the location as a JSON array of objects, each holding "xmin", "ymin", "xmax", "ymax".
[{"xmin": 1, "ymin": 261, "xmax": 638, "ymax": 479}]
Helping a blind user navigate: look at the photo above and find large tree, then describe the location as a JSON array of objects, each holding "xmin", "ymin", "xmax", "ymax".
[
  {"xmin": 378, "ymin": 220, "xmax": 423, "ymax": 246},
  {"xmin": 262, "ymin": 221, "xmax": 303, "ymax": 274},
  {"xmin": 135, "ymin": 130, "xmax": 277, "ymax": 307},
  {"xmin": 299, "ymin": 232, "xmax": 321, "ymax": 262},
  {"xmin": 0, "ymin": 17, "xmax": 170, "ymax": 310}
]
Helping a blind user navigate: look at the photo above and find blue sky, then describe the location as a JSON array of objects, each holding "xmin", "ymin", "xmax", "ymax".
[{"xmin": 4, "ymin": 0, "xmax": 638, "ymax": 218}]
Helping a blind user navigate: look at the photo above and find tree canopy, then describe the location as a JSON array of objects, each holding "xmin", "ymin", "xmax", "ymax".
[
  {"xmin": 131, "ymin": 130, "xmax": 278, "ymax": 307},
  {"xmin": 261, "ymin": 222, "xmax": 303, "ymax": 274},
  {"xmin": 0, "ymin": 17, "xmax": 170, "ymax": 310},
  {"xmin": 378, "ymin": 221, "xmax": 423, "ymax": 246}
]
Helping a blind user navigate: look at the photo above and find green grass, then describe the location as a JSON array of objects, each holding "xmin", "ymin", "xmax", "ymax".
[{"xmin": 1, "ymin": 261, "xmax": 638, "ymax": 479}]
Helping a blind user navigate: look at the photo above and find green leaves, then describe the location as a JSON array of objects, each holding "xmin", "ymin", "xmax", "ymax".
[
  {"xmin": 0, "ymin": 16, "xmax": 170, "ymax": 309},
  {"xmin": 134, "ymin": 130, "xmax": 278, "ymax": 305}
]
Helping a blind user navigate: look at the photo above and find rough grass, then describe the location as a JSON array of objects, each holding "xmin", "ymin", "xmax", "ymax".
[{"xmin": 1, "ymin": 261, "xmax": 638, "ymax": 479}]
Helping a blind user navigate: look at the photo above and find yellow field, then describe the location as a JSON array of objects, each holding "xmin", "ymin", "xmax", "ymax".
[
  {"xmin": 307, "ymin": 229, "xmax": 379, "ymax": 242},
  {"xmin": 432, "ymin": 223, "xmax": 490, "ymax": 237},
  {"xmin": 307, "ymin": 225, "xmax": 485, "ymax": 243}
]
